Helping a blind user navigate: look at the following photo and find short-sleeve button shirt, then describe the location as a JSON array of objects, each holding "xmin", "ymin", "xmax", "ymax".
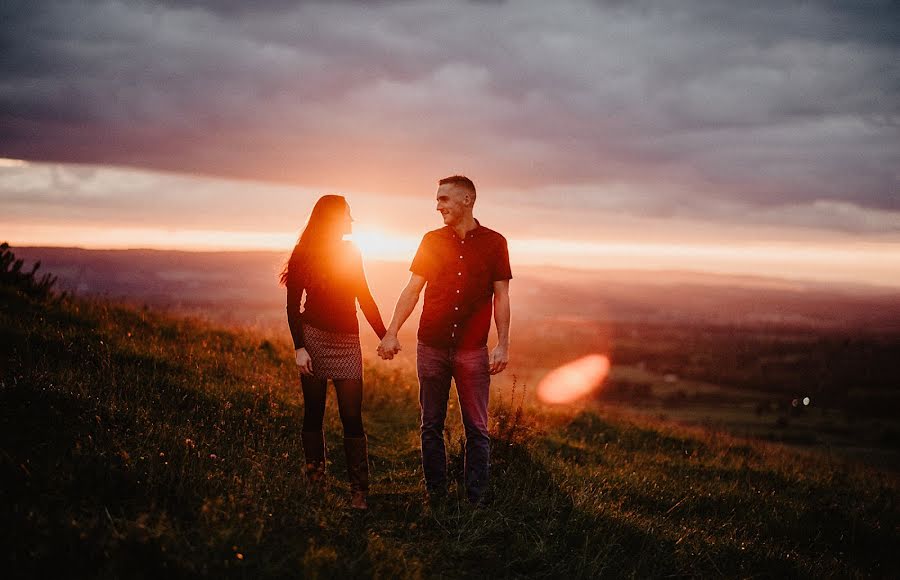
[{"xmin": 410, "ymin": 220, "xmax": 512, "ymax": 349}]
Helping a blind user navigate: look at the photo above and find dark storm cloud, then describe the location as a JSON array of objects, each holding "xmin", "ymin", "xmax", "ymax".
[{"xmin": 1, "ymin": 0, "xmax": 898, "ymax": 224}]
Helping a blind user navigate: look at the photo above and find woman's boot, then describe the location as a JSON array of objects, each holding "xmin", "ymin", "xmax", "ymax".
[
  {"xmin": 301, "ymin": 431, "xmax": 326, "ymax": 487},
  {"xmin": 343, "ymin": 436, "xmax": 369, "ymax": 510}
]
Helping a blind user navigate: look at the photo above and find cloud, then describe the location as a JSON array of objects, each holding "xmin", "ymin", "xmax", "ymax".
[
  {"xmin": 4, "ymin": 161, "xmax": 897, "ymax": 243},
  {"xmin": 0, "ymin": 161, "xmax": 325, "ymax": 229},
  {"xmin": 1, "ymin": 0, "xmax": 898, "ymax": 223}
]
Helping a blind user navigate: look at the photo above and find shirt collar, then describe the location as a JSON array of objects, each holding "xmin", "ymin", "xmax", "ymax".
[{"xmin": 442, "ymin": 218, "xmax": 483, "ymax": 239}]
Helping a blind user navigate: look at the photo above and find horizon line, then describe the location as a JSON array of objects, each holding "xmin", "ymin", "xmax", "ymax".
[{"xmin": 8, "ymin": 241, "xmax": 900, "ymax": 293}]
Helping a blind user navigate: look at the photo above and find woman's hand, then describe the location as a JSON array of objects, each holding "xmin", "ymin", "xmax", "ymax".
[
  {"xmin": 377, "ymin": 333, "xmax": 402, "ymax": 360},
  {"xmin": 295, "ymin": 348, "xmax": 313, "ymax": 375}
]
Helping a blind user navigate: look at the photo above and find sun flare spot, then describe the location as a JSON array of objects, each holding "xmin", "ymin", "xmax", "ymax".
[{"xmin": 537, "ymin": 354, "xmax": 611, "ymax": 404}]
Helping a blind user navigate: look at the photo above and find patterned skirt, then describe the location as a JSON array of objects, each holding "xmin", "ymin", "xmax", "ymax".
[{"xmin": 302, "ymin": 323, "xmax": 363, "ymax": 380}]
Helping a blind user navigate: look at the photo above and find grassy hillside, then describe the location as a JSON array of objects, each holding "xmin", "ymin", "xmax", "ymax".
[{"xmin": 1, "ymin": 262, "xmax": 898, "ymax": 577}]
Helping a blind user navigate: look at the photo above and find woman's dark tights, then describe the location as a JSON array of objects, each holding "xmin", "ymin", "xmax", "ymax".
[{"xmin": 301, "ymin": 375, "xmax": 364, "ymax": 438}]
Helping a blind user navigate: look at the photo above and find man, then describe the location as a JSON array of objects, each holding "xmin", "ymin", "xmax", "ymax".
[{"xmin": 378, "ymin": 175, "xmax": 511, "ymax": 505}]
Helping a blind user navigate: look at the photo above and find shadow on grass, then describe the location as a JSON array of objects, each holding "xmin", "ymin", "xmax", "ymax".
[{"xmin": 0, "ymin": 383, "xmax": 186, "ymax": 579}]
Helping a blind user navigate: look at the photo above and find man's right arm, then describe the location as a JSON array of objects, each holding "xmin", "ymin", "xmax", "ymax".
[{"xmin": 378, "ymin": 273, "xmax": 426, "ymax": 359}]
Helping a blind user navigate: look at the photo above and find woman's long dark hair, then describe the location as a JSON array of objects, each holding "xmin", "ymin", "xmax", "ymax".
[{"xmin": 280, "ymin": 194, "xmax": 350, "ymax": 286}]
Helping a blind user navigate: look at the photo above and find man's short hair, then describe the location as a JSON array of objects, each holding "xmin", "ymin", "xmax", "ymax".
[{"xmin": 439, "ymin": 175, "xmax": 476, "ymax": 201}]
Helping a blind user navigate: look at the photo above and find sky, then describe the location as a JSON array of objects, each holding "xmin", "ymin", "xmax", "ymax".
[{"xmin": 2, "ymin": 0, "xmax": 899, "ymax": 286}]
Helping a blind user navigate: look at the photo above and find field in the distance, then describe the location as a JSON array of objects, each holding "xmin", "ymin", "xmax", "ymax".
[
  {"xmin": 12, "ymin": 246, "xmax": 900, "ymax": 471},
  {"xmin": 2, "ymin": 252, "xmax": 898, "ymax": 577}
]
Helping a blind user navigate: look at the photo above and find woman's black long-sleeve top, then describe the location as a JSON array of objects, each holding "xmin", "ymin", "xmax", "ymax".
[{"xmin": 285, "ymin": 242, "xmax": 387, "ymax": 350}]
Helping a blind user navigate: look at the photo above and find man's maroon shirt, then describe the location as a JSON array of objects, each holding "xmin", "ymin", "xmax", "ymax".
[{"xmin": 410, "ymin": 220, "xmax": 512, "ymax": 349}]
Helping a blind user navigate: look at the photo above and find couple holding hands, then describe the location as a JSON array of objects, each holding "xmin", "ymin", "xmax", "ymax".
[{"xmin": 282, "ymin": 175, "xmax": 511, "ymax": 510}]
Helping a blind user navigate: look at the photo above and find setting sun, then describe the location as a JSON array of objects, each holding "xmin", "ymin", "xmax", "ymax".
[{"xmin": 349, "ymin": 228, "xmax": 419, "ymax": 262}]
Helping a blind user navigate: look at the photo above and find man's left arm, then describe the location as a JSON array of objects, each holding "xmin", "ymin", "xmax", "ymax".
[{"xmin": 489, "ymin": 279, "xmax": 510, "ymax": 375}]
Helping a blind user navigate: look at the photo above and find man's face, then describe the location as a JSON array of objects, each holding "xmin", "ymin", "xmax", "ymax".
[{"xmin": 435, "ymin": 184, "xmax": 471, "ymax": 226}]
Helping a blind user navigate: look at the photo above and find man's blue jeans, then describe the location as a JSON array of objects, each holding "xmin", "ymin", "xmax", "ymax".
[{"xmin": 417, "ymin": 342, "xmax": 491, "ymax": 503}]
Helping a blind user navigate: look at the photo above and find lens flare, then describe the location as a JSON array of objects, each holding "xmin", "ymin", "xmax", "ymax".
[{"xmin": 537, "ymin": 354, "xmax": 611, "ymax": 404}]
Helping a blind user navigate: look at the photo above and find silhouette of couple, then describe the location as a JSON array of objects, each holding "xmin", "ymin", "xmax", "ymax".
[{"xmin": 282, "ymin": 176, "xmax": 511, "ymax": 510}]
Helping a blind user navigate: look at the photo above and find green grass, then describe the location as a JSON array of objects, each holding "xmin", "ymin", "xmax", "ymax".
[{"xmin": 1, "ymin": 283, "xmax": 898, "ymax": 578}]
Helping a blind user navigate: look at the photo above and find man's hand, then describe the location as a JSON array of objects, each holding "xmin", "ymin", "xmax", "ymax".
[
  {"xmin": 489, "ymin": 344, "xmax": 509, "ymax": 375},
  {"xmin": 378, "ymin": 334, "xmax": 402, "ymax": 360},
  {"xmin": 379, "ymin": 274, "xmax": 425, "ymax": 361},
  {"xmin": 295, "ymin": 348, "xmax": 313, "ymax": 375}
]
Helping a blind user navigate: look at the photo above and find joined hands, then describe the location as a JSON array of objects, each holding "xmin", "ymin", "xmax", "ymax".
[{"xmin": 377, "ymin": 334, "xmax": 402, "ymax": 360}]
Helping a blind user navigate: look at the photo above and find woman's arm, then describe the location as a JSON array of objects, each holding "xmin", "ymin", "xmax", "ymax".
[
  {"xmin": 353, "ymin": 251, "xmax": 387, "ymax": 339},
  {"xmin": 285, "ymin": 256, "xmax": 307, "ymax": 350},
  {"xmin": 286, "ymin": 260, "xmax": 314, "ymax": 374},
  {"xmin": 358, "ymin": 277, "xmax": 387, "ymax": 340}
]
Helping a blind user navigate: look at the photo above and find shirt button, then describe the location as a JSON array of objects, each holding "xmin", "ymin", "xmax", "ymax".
[
  {"xmin": 457, "ymin": 272, "xmax": 462, "ymax": 276},
  {"xmin": 453, "ymin": 323, "xmax": 458, "ymax": 327},
  {"xmin": 454, "ymin": 307, "xmax": 459, "ymax": 311},
  {"xmin": 456, "ymin": 289, "xmax": 460, "ymax": 293},
  {"xmin": 459, "ymin": 255, "xmax": 463, "ymax": 259}
]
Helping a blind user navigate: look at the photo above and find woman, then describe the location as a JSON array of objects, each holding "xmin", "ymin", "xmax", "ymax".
[{"xmin": 281, "ymin": 195, "xmax": 386, "ymax": 510}]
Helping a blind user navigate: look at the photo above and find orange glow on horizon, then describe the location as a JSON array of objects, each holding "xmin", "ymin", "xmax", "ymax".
[
  {"xmin": 0, "ymin": 223, "xmax": 297, "ymax": 252},
  {"xmin": 537, "ymin": 354, "xmax": 611, "ymax": 405},
  {"xmin": 3, "ymin": 221, "xmax": 900, "ymax": 287},
  {"xmin": 0, "ymin": 157, "xmax": 29, "ymax": 168}
]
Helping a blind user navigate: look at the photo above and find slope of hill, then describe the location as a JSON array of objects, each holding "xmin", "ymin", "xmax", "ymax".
[{"xmin": 1, "ymin": 253, "xmax": 897, "ymax": 577}]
